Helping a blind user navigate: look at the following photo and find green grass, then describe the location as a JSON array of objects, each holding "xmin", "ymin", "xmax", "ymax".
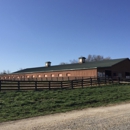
[{"xmin": 0, "ymin": 84, "xmax": 130, "ymax": 122}]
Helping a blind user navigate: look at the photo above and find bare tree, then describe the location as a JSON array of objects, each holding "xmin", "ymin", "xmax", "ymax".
[
  {"xmin": 85, "ymin": 55, "xmax": 110, "ymax": 62},
  {"xmin": 69, "ymin": 59, "xmax": 78, "ymax": 64},
  {"xmin": 60, "ymin": 55, "xmax": 111, "ymax": 64},
  {"xmin": 60, "ymin": 62, "xmax": 68, "ymax": 65},
  {"xmin": 0, "ymin": 70, "xmax": 10, "ymax": 74},
  {"xmin": 60, "ymin": 59, "xmax": 78, "ymax": 65}
]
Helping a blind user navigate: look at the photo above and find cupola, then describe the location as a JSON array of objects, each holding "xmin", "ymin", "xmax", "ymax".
[
  {"xmin": 45, "ymin": 61, "xmax": 51, "ymax": 67},
  {"xmin": 79, "ymin": 57, "xmax": 86, "ymax": 63}
]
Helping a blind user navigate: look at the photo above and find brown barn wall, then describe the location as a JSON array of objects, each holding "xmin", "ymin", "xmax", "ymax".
[
  {"xmin": 97, "ymin": 67, "xmax": 111, "ymax": 72},
  {"xmin": 97, "ymin": 59, "xmax": 130, "ymax": 78},
  {"xmin": 111, "ymin": 59, "xmax": 130, "ymax": 72},
  {"xmin": 111, "ymin": 59, "xmax": 130, "ymax": 78},
  {"xmin": 0, "ymin": 69, "xmax": 97, "ymax": 80}
]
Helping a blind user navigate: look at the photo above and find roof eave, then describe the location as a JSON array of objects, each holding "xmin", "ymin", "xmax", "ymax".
[{"xmin": 12, "ymin": 67, "xmax": 98, "ymax": 75}]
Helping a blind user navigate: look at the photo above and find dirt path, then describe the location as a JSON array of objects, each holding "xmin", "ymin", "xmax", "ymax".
[{"xmin": 0, "ymin": 103, "xmax": 130, "ymax": 130}]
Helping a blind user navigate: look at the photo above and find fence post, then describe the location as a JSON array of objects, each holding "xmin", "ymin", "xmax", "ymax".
[
  {"xmin": 97, "ymin": 77, "xmax": 100, "ymax": 86},
  {"xmin": 118, "ymin": 77, "xmax": 120, "ymax": 84},
  {"xmin": 108, "ymin": 77, "xmax": 111, "ymax": 84},
  {"xmin": 111, "ymin": 77, "xmax": 113, "ymax": 84},
  {"xmin": 0, "ymin": 80, "xmax": 1, "ymax": 91},
  {"xmin": 81, "ymin": 79, "xmax": 83, "ymax": 88},
  {"xmin": 61, "ymin": 81, "xmax": 63, "ymax": 89},
  {"xmin": 71, "ymin": 80, "xmax": 73, "ymax": 89},
  {"xmin": 35, "ymin": 81, "xmax": 37, "ymax": 90},
  {"xmin": 105, "ymin": 77, "xmax": 107, "ymax": 84},
  {"xmin": 18, "ymin": 81, "xmax": 20, "ymax": 90},
  {"xmin": 90, "ymin": 78, "xmax": 92, "ymax": 86},
  {"xmin": 49, "ymin": 81, "xmax": 51, "ymax": 90}
]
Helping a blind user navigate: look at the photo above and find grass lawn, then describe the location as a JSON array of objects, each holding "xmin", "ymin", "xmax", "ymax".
[{"xmin": 0, "ymin": 84, "xmax": 130, "ymax": 122}]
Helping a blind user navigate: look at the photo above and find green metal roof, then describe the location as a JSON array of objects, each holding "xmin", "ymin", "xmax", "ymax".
[{"xmin": 13, "ymin": 58, "xmax": 129, "ymax": 74}]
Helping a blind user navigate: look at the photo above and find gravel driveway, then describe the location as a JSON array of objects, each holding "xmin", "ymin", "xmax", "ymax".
[{"xmin": 0, "ymin": 103, "xmax": 130, "ymax": 130}]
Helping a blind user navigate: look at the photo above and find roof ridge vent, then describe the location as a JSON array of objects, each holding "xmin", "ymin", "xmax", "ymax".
[
  {"xmin": 79, "ymin": 57, "xmax": 86, "ymax": 63},
  {"xmin": 45, "ymin": 61, "xmax": 51, "ymax": 67}
]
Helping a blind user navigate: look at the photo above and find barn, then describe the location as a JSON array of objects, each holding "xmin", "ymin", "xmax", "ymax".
[{"xmin": 0, "ymin": 57, "xmax": 130, "ymax": 80}]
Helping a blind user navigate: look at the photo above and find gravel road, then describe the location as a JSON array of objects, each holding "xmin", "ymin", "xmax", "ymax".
[{"xmin": 0, "ymin": 103, "xmax": 130, "ymax": 130}]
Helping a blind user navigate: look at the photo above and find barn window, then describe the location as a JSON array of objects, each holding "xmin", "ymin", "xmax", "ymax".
[
  {"xmin": 58, "ymin": 74, "xmax": 62, "ymax": 77},
  {"xmin": 38, "ymin": 75, "xmax": 41, "ymax": 78},
  {"xmin": 45, "ymin": 75, "xmax": 48, "ymax": 77},
  {"xmin": 51, "ymin": 74, "xmax": 55, "ymax": 77},
  {"xmin": 33, "ymin": 75, "xmax": 35, "ymax": 78},
  {"xmin": 66, "ymin": 73, "xmax": 71, "ymax": 77},
  {"xmin": 27, "ymin": 76, "xmax": 30, "ymax": 78}
]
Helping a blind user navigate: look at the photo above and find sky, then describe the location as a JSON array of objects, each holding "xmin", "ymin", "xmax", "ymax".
[{"xmin": 0, "ymin": 0, "xmax": 130, "ymax": 72}]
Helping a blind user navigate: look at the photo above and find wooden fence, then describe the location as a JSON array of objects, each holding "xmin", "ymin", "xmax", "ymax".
[
  {"xmin": 0, "ymin": 76, "xmax": 97, "ymax": 81},
  {"xmin": 0, "ymin": 77, "xmax": 130, "ymax": 91}
]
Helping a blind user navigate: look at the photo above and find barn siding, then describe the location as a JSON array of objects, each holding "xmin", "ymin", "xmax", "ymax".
[
  {"xmin": 97, "ymin": 59, "xmax": 130, "ymax": 78},
  {"xmin": 0, "ymin": 69, "xmax": 97, "ymax": 80}
]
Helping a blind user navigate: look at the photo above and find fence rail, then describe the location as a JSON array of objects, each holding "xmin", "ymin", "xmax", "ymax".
[{"xmin": 0, "ymin": 77, "xmax": 130, "ymax": 91}]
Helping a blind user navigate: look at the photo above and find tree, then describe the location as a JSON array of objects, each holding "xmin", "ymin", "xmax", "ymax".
[
  {"xmin": 59, "ymin": 55, "xmax": 111, "ymax": 64},
  {"xmin": 69, "ymin": 59, "xmax": 78, "ymax": 64},
  {"xmin": 60, "ymin": 62, "xmax": 68, "ymax": 65},
  {"xmin": 60, "ymin": 59, "xmax": 78, "ymax": 65},
  {"xmin": 85, "ymin": 55, "xmax": 111, "ymax": 62},
  {"xmin": 0, "ymin": 70, "xmax": 10, "ymax": 74}
]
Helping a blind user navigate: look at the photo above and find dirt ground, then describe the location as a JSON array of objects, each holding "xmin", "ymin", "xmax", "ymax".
[{"xmin": 0, "ymin": 103, "xmax": 130, "ymax": 130}]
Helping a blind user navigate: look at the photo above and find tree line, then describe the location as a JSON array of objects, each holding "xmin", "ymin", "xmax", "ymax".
[
  {"xmin": 60, "ymin": 54, "xmax": 111, "ymax": 64},
  {"xmin": 0, "ymin": 70, "xmax": 10, "ymax": 74}
]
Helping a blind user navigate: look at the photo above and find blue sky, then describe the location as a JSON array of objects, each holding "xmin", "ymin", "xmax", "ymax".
[{"xmin": 0, "ymin": 0, "xmax": 130, "ymax": 72}]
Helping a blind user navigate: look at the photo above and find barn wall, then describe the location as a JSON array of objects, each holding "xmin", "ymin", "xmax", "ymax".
[
  {"xmin": 111, "ymin": 59, "xmax": 130, "ymax": 78},
  {"xmin": 97, "ymin": 59, "xmax": 130, "ymax": 78},
  {"xmin": 0, "ymin": 69, "xmax": 97, "ymax": 80}
]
